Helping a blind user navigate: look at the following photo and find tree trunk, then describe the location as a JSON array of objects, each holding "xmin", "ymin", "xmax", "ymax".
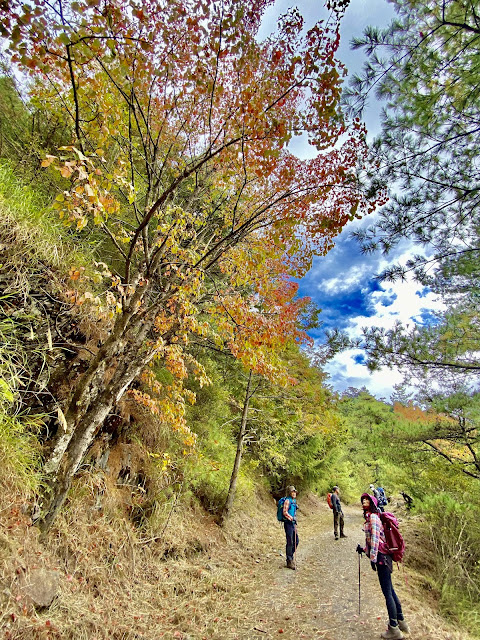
[
  {"xmin": 40, "ymin": 301, "xmax": 159, "ymax": 531},
  {"xmin": 44, "ymin": 287, "xmax": 147, "ymax": 475},
  {"xmin": 220, "ymin": 370, "xmax": 253, "ymax": 525}
]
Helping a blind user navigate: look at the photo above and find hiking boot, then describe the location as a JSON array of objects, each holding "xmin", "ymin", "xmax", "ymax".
[
  {"xmin": 286, "ymin": 558, "xmax": 296, "ymax": 570},
  {"xmin": 334, "ymin": 535, "xmax": 339, "ymax": 540},
  {"xmin": 340, "ymin": 534, "xmax": 348, "ymax": 538},
  {"xmin": 398, "ymin": 620, "xmax": 410, "ymax": 634},
  {"xmin": 381, "ymin": 624, "xmax": 404, "ymax": 639}
]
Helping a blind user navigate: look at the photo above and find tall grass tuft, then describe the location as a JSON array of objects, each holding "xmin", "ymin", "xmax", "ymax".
[
  {"xmin": 0, "ymin": 381, "xmax": 42, "ymax": 499},
  {"xmin": 0, "ymin": 311, "xmax": 43, "ymax": 499},
  {"xmin": 420, "ymin": 493, "xmax": 480, "ymax": 636},
  {"xmin": 0, "ymin": 159, "xmax": 94, "ymax": 274}
]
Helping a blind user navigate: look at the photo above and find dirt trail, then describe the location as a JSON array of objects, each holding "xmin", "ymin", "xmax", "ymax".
[
  {"xmin": 203, "ymin": 502, "xmax": 472, "ymax": 640},
  {"xmin": 232, "ymin": 506, "xmax": 384, "ymax": 640}
]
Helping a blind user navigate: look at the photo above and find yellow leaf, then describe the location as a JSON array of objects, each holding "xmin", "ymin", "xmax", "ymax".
[
  {"xmin": 46, "ymin": 325, "xmax": 53, "ymax": 351},
  {"xmin": 41, "ymin": 155, "xmax": 57, "ymax": 168},
  {"xmin": 60, "ymin": 165, "xmax": 73, "ymax": 178},
  {"xmin": 57, "ymin": 406, "xmax": 68, "ymax": 432}
]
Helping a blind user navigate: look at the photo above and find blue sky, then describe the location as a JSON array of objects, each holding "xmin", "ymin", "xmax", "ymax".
[{"xmin": 260, "ymin": 1, "xmax": 445, "ymax": 400}]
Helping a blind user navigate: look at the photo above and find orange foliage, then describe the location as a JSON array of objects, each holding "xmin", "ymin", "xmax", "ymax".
[{"xmin": 0, "ymin": 0, "xmax": 382, "ymax": 467}]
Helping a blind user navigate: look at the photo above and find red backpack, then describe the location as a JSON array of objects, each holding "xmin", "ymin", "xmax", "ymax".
[
  {"xmin": 380, "ymin": 512, "xmax": 405, "ymax": 562},
  {"xmin": 326, "ymin": 493, "xmax": 333, "ymax": 509}
]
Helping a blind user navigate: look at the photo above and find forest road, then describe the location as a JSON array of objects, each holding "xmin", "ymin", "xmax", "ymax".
[{"xmin": 220, "ymin": 503, "xmax": 469, "ymax": 640}]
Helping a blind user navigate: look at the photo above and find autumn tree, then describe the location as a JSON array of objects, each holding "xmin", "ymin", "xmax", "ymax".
[{"xmin": 0, "ymin": 0, "xmax": 376, "ymax": 528}]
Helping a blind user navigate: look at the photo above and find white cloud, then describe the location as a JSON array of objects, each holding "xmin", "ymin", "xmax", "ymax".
[
  {"xmin": 347, "ymin": 278, "xmax": 445, "ymax": 336},
  {"xmin": 324, "ymin": 348, "xmax": 404, "ymax": 399},
  {"xmin": 323, "ymin": 275, "xmax": 446, "ymax": 399},
  {"xmin": 320, "ymin": 262, "xmax": 373, "ymax": 294}
]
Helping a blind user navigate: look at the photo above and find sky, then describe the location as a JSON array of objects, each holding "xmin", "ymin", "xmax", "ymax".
[{"xmin": 260, "ymin": 1, "xmax": 445, "ymax": 401}]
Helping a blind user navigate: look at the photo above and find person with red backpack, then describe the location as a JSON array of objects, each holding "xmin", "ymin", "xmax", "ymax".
[
  {"xmin": 356, "ymin": 493, "xmax": 410, "ymax": 639},
  {"xmin": 331, "ymin": 485, "xmax": 347, "ymax": 540}
]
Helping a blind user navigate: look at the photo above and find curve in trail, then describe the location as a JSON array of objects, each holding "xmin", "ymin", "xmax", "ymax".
[{"xmin": 215, "ymin": 503, "xmax": 473, "ymax": 640}]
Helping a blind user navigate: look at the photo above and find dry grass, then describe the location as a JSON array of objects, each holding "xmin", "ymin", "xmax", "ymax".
[
  {"xmin": 0, "ymin": 471, "xmax": 282, "ymax": 640},
  {"xmin": 401, "ymin": 512, "xmax": 480, "ymax": 638},
  {"xmin": 1, "ymin": 490, "xmax": 478, "ymax": 640}
]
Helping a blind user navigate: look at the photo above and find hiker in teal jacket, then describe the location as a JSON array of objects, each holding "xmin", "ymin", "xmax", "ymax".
[{"xmin": 282, "ymin": 485, "xmax": 299, "ymax": 570}]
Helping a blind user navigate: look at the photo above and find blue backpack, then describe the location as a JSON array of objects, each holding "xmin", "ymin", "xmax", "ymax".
[
  {"xmin": 277, "ymin": 497, "xmax": 287, "ymax": 522},
  {"xmin": 377, "ymin": 487, "xmax": 388, "ymax": 507}
]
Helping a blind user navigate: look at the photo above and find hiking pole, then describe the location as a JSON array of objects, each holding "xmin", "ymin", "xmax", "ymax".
[
  {"xmin": 293, "ymin": 522, "xmax": 297, "ymax": 570},
  {"xmin": 358, "ymin": 552, "xmax": 361, "ymax": 615}
]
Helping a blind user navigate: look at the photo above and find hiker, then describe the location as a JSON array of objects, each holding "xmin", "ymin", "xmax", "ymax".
[
  {"xmin": 331, "ymin": 485, "xmax": 347, "ymax": 540},
  {"xmin": 370, "ymin": 483, "xmax": 381, "ymax": 502},
  {"xmin": 356, "ymin": 493, "xmax": 410, "ymax": 639},
  {"xmin": 282, "ymin": 485, "xmax": 299, "ymax": 570},
  {"xmin": 376, "ymin": 486, "xmax": 388, "ymax": 512},
  {"xmin": 401, "ymin": 491, "xmax": 413, "ymax": 510}
]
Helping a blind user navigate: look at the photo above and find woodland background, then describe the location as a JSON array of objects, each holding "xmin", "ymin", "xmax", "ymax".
[{"xmin": 0, "ymin": 0, "xmax": 479, "ymax": 638}]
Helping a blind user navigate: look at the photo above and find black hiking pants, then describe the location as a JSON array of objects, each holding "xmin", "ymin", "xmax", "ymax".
[
  {"xmin": 284, "ymin": 520, "xmax": 299, "ymax": 561},
  {"xmin": 377, "ymin": 561, "xmax": 404, "ymax": 626}
]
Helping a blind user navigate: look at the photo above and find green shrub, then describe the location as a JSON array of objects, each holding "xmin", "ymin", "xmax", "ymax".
[
  {"xmin": 419, "ymin": 492, "xmax": 480, "ymax": 636},
  {"xmin": 0, "ymin": 380, "xmax": 42, "ymax": 498}
]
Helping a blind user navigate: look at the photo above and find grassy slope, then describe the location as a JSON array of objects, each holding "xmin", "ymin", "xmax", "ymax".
[{"xmin": 0, "ymin": 471, "xmax": 281, "ymax": 639}]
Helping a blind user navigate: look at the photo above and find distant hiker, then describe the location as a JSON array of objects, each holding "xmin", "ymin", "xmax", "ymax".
[
  {"xmin": 370, "ymin": 483, "xmax": 387, "ymax": 512},
  {"xmin": 377, "ymin": 486, "xmax": 388, "ymax": 512},
  {"xmin": 282, "ymin": 485, "xmax": 299, "ymax": 570},
  {"xmin": 331, "ymin": 485, "xmax": 347, "ymax": 540},
  {"xmin": 401, "ymin": 491, "xmax": 413, "ymax": 510},
  {"xmin": 356, "ymin": 493, "xmax": 410, "ymax": 639}
]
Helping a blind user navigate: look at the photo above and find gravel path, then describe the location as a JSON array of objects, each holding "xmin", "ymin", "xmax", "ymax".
[
  {"xmin": 213, "ymin": 503, "xmax": 473, "ymax": 640},
  {"xmin": 231, "ymin": 505, "xmax": 391, "ymax": 639}
]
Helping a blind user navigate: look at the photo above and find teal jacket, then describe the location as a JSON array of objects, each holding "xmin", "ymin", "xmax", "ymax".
[{"xmin": 284, "ymin": 497, "xmax": 297, "ymax": 522}]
